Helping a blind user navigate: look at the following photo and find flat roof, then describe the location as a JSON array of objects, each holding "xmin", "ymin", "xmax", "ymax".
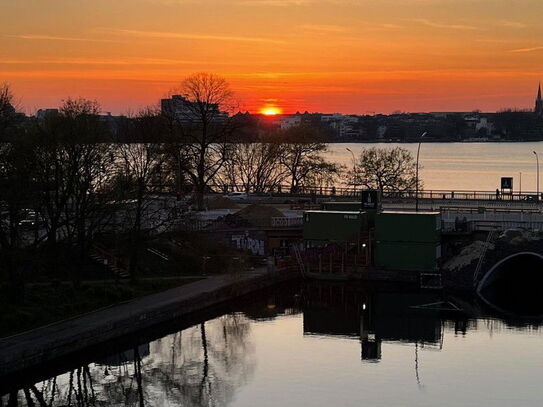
[
  {"xmin": 305, "ymin": 210, "xmax": 365, "ymax": 215},
  {"xmin": 324, "ymin": 201, "xmax": 361, "ymax": 205},
  {"xmin": 380, "ymin": 211, "xmax": 440, "ymax": 215}
]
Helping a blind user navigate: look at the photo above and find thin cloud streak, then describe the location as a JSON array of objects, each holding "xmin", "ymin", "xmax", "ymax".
[
  {"xmin": 301, "ymin": 24, "xmax": 348, "ymax": 33},
  {"xmin": 510, "ymin": 46, "xmax": 543, "ymax": 53},
  {"xmin": 496, "ymin": 20, "xmax": 528, "ymax": 28},
  {"xmin": 0, "ymin": 57, "xmax": 243, "ymax": 66},
  {"xmin": 111, "ymin": 29, "xmax": 286, "ymax": 44},
  {"xmin": 6, "ymin": 34, "xmax": 121, "ymax": 43},
  {"xmin": 412, "ymin": 18, "xmax": 480, "ymax": 31}
]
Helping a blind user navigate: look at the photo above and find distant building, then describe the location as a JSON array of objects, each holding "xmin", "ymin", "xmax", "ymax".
[
  {"xmin": 35, "ymin": 108, "xmax": 59, "ymax": 119},
  {"xmin": 535, "ymin": 83, "xmax": 543, "ymax": 117},
  {"xmin": 279, "ymin": 114, "xmax": 301, "ymax": 130},
  {"xmin": 160, "ymin": 95, "xmax": 228, "ymax": 123}
]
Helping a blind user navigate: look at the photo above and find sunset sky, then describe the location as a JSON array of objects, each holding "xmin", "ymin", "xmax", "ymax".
[{"xmin": 2, "ymin": 0, "xmax": 543, "ymax": 114}]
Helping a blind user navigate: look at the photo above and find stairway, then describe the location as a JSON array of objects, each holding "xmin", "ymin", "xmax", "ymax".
[
  {"xmin": 472, "ymin": 229, "xmax": 496, "ymax": 287},
  {"xmin": 90, "ymin": 250, "xmax": 130, "ymax": 280},
  {"xmin": 292, "ymin": 245, "xmax": 307, "ymax": 277}
]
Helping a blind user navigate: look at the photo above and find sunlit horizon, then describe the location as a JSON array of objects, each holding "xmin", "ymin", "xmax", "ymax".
[
  {"xmin": 260, "ymin": 106, "xmax": 283, "ymax": 116},
  {"xmin": 2, "ymin": 0, "xmax": 543, "ymax": 115}
]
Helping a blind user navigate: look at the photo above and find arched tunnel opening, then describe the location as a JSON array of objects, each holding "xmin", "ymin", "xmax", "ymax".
[{"xmin": 477, "ymin": 252, "xmax": 543, "ymax": 317}]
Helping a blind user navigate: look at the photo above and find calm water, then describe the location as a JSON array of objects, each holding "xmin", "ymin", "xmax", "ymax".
[
  {"xmin": 3, "ymin": 282, "xmax": 543, "ymax": 406},
  {"xmin": 328, "ymin": 142, "xmax": 543, "ymax": 192}
]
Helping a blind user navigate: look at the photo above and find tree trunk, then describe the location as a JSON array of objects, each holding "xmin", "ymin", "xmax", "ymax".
[
  {"xmin": 128, "ymin": 182, "xmax": 144, "ymax": 278},
  {"xmin": 195, "ymin": 184, "xmax": 205, "ymax": 211}
]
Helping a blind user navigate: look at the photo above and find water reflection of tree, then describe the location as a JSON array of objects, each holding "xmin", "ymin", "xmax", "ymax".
[
  {"xmin": 144, "ymin": 313, "xmax": 255, "ymax": 406},
  {"xmin": 3, "ymin": 313, "xmax": 255, "ymax": 407}
]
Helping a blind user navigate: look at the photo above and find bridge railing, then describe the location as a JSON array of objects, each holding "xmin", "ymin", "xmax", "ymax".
[{"xmin": 211, "ymin": 184, "xmax": 543, "ymax": 203}]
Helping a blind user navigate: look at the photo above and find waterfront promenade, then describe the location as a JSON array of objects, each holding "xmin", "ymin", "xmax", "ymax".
[{"xmin": 0, "ymin": 268, "xmax": 296, "ymax": 388}]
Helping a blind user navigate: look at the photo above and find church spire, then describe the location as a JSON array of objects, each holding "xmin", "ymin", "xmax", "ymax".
[{"xmin": 535, "ymin": 82, "xmax": 543, "ymax": 116}]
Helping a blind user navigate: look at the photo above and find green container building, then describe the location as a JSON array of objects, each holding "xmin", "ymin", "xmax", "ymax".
[
  {"xmin": 375, "ymin": 211, "xmax": 441, "ymax": 243},
  {"xmin": 322, "ymin": 202, "xmax": 377, "ymax": 228},
  {"xmin": 375, "ymin": 241, "xmax": 441, "ymax": 272},
  {"xmin": 303, "ymin": 211, "xmax": 367, "ymax": 243}
]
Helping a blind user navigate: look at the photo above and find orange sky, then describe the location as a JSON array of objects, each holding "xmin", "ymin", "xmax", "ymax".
[{"xmin": 2, "ymin": 0, "xmax": 543, "ymax": 114}]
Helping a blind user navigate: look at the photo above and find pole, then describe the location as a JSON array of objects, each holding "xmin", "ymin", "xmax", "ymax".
[
  {"xmin": 534, "ymin": 151, "xmax": 539, "ymax": 201},
  {"xmin": 415, "ymin": 132, "xmax": 427, "ymax": 212},
  {"xmin": 519, "ymin": 172, "xmax": 522, "ymax": 197},
  {"xmin": 346, "ymin": 148, "xmax": 356, "ymax": 195}
]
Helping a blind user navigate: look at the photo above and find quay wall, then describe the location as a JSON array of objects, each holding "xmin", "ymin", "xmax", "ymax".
[{"xmin": 0, "ymin": 269, "xmax": 297, "ymax": 383}]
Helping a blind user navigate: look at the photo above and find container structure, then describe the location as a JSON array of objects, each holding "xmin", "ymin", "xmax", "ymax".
[
  {"xmin": 375, "ymin": 211, "xmax": 441, "ymax": 272},
  {"xmin": 375, "ymin": 241, "xmax": 441, "ymax": 272},
  {"xmin": 375, "ymin": 211, "xmax": 441, "ymax": 243},
  {"xmin": 303, "ymin": 211, "xmax": 367, "ymax": 244},
  {"xmin": 322, "ymin": 202, "xmax": 377, "ymax": 228}
]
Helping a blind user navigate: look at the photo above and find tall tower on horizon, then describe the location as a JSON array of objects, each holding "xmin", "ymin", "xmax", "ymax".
[{"xmin": 535, "ymin": 83, "xmax": 543, "ymax": 116}]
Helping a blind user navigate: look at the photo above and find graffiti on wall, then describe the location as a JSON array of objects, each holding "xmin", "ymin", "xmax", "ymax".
[{"xmin": 232, "ymin": 234, "xmax": 265, "ymax": 256}]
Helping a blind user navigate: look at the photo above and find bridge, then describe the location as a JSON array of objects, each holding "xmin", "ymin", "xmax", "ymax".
[
  {"xmin": 210, "ymin": 186, "xmax": 543, "ymax": 230},
  {"xmin": 476, "ymin": 251, "xmax": 543, "ymax": 317},
  {"xmin": 214, "ymin": 184, "xmax": 542, "ymax": 207}
]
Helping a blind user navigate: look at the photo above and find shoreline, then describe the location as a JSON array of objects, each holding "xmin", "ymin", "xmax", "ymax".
[{"xmin": 0, "ymin": 268, "xmax": 297, "ymax": 387}]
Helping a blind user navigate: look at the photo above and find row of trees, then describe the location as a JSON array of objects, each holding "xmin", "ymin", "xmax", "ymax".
[
  {"xmin": 217, "ymin": 126, "xmax": 340, "ymax": 194},
  {"xmin": 3, "ymin": 313, "xmax": 255, "ymax": 406},
  {"xmin": 219, "ymin": 136, "xmax": 420, "ymax": 194},
  {"xmin": 0, "ymin": 75, "xmax": 420, "ymax": 302},
  {"xmin": 0, "ymin": 75, "xmax": 342, "ymax": 301}
]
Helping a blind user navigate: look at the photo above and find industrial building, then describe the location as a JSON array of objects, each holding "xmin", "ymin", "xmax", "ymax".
[{"xmin": 299, "ymin": 197, "xmax": 443, "ymax": 280}]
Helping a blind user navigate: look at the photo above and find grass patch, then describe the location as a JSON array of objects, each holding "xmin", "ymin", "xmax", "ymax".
[{"xmin": 0, "ymin": 278, "xmax": 201, "ymax": 338}]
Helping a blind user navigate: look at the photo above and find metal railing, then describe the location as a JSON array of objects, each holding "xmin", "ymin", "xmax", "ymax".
[
  {"xmin": 443, "ymin": 219, "xmax": 543, "ymax": 232},
  {"xmin": 270, "ymin": 217, "xmax": 303, "ymax": 228},
  {"xmin": 210, "ymin": 184, "xmax": 543, "ymax": 203}
]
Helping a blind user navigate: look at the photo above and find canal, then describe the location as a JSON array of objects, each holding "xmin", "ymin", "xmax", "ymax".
[{"xmin": 2, "ymin": 281, "xmax": 543, "ymax": 406}]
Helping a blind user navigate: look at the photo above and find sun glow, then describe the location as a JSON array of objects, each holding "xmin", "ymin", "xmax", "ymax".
[{"xmin": 260, "ymin": 106, "xmax": 282, "ymax": 116}]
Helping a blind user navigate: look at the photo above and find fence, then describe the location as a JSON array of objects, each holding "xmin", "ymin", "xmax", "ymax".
[
  {"xmin": 271, "ymin": 217, "xmax": 303, "ymax": 228},
  {"xmin": 212, "ymin": 184, "xmax": 543, "ymax": 203}
]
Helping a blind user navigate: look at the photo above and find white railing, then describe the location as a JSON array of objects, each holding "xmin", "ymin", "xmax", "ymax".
[{"xmin": 271, "ymin": 217, "xmax": 303, "ymax": 227}]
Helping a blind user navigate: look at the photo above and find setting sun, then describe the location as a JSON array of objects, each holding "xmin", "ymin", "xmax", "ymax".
[{"xmin": 260, "ymin": 107, "xmax": 282, "ymax": 116}]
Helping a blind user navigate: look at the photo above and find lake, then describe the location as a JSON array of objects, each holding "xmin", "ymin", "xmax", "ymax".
[
  {"xmin": 3, "ymin": 281, "xmax": 543, "ymax": 406},
  {"xmin": 328, "ymin": 142, "xmax": 543, "ymax": 192}
]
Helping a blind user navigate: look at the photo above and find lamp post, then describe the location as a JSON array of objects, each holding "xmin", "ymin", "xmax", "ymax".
[
  {"xmin": 415, "ymin": 132, "xmax": 427, "ymax": 212},
  {"xmin": 534, "ymin": 151, "xmax": 540, "ymax": 201},
  {"xmin": 346, "ymin": 148, "xmax": 357, "ymax": 195}
]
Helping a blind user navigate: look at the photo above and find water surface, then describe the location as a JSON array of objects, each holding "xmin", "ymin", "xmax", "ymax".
[
  {"xmin": 328, "ymin": 142, "xmax": 543, "ymax": 192},
  {"xmin": 3, "ymin": 282, "xmax": 543, "ymax": 406}
]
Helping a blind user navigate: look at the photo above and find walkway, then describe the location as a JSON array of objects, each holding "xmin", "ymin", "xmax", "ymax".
[{"xmin": 0, "ymin": 268, "xmax": 296, "ymax": 381}]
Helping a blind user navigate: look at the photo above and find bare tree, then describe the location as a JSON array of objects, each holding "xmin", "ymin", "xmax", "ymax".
[
  {"xmin": 279, "ymin": 125, "xmax": 340, "ymax": 193},
  {"xmin": 0, "ymin": 135, "xmax": 36, "ymax": 303},
  {"xmin": 165, "ymin": 73, "xmax": 236, "ymax": 210},
  {"xmin": 349, "ymin": 146, "xmax": 420, "ymax": 193},
  {"xmin": 57, "ymin": 99, "xmax": 114, "ymax": 284},
  {"xmin": 113, "ymin": 108, "xmax": 169, "ymax": 277},
  {"xmin": 217, "ymin": 142, "xmax": 287, "ymax": 193},
  {"xmin": 0, "ymin": 85, "xmax": 36, "ymax": 302},
  {"xmin": 30, "ymin": 98, "xmax": 111, "ymax": 283},
  {"xmin": 0, "ymin": 83, "xmax": 19, "ymax": 139}
]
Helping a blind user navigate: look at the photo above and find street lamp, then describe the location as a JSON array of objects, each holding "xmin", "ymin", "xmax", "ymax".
[
  {"xmin": 534, "ymin": 151, "xmax": 540, "ymax": 201},
  {"xmin": 346, "ymin": 147, "xmax": 356, "ymax": 171},
  {"xmin": 346, "ymin": 148, "xmax": 357, "ymax": 195},
  {"xmin": 415, "ymin": 132, "xmax": 427, "ymax": 212}
]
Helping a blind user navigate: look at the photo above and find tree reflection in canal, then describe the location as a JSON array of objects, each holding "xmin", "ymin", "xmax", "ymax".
[
  {"xmin": 2, "ymin": 313, "xmax": 255, "ymax": 406},
  {"xmin": 4, "ymin": 281, "xmax": 543, "ymax": 407}
]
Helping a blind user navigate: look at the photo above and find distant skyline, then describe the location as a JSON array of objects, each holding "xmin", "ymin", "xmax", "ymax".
[{"xmin": 2, "ymin": 0, "xmax": 543, "ymax": 114}]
